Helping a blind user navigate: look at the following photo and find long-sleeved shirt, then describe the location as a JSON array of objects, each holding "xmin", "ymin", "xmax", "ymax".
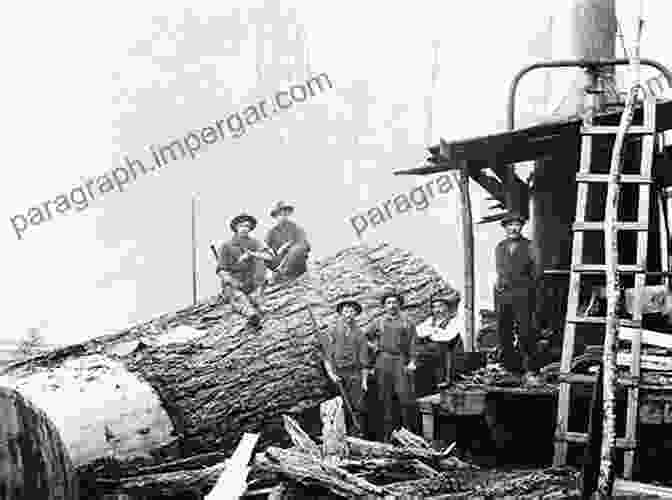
[
  {"xmin": 265, "ymin": 219, "xmax": 311, "ymax": 254},
  {"xmin": 320, "ymin": 318, "xmax": 367, "ymax": 371},
  {"xmin": 495, "ymin": 236, "xmax": 542, "ymax": 290},
  {"xmin": 216, "ymin": 235, "xmax": 264, "ymax": 280},
  {"xmin": 365, "ymin": 313, "xmax": 417, "ymax": 366},
  {"xmin": 416, "ymin": 307, "xmax": 463, "ymax": 344}
]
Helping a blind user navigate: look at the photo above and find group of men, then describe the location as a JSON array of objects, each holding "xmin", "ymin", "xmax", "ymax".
[
  {"xmin": 319, "ymin": 288, "xmax": 465, "ymax": 441},
  {"xmin": 214, "ymin": 201, "xmax": 543, "ymax": 438},
  {"xmin": 318, "ymin": 210, "xmax": 544, "ymax": 439},
  {"xmin": 215, "ymin": 201, "xmax": 310, "ymax": 327}
]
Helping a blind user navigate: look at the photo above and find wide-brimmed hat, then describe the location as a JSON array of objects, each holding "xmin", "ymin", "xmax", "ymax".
[
  {"xmin": 500, "ymin": 212, "xmax": 527, "ymax": 227},
  {"xmin": 335, "ymin": 299, "xmax": 363, "ymax": 315},
  {"xmin": 431, "ymin": 290, "xmax": 461, "ymax": 306},
  {"xmin": 379, "ymin": 288, "xmax": 404, "ymax": 307},
  {"xmin": 230, "ymin": 213, "xmax": 257, "ymax": 232},
  {"xmin": 270, "ymin": 201, "xmax": 295, "ymax": 218}
]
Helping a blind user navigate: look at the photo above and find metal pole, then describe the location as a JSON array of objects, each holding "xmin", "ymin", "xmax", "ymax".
[
  {"xmin": 191, "ymin": 195, "xmax": 198, "ymax": 305},
  {"xmin": 507, "ymin": 57, "xmax": 672, "ymax": 131}
]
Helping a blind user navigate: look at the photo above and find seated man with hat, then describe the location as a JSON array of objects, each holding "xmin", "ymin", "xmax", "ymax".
[
  {"xmin": 216, "ymin": 213, "xmax": 274, "ymax": 327},
  {"xmin": 365, "ymin": 288, "xmax": 419, "ymax": 440},
  {"xmin": 494, "ymin": 211, "xmax": 542, "ymax": 384},
  {"xmin": 319, "ymin": 297, "xmax": 369, "ymax": 437},
  {"xmin": 265, "ymin": 201, "xmax": 311, "ymax": 282},
  {"xmin": 415, "ymin": 289, "xmax": 464, "ymax": 395}
]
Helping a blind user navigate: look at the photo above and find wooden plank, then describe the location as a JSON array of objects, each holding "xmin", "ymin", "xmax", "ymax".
[
  {"xmin": 619, "ymin": 327, "xmax": 672, "ymax": 349},
  {"xmin": 617, "ymin": 352, "xmax": 672, "ymax": 372},
  {"xmin": 204, "ymin": 433, "xmax": 259, "ymax": 500},
  {"xmin": 614, "ymin": 479, "xmax": 672, "ymax": 498}
]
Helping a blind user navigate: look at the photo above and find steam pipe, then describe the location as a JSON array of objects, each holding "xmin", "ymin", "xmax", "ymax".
[{"xmin": 507, "ymin": 58, "xmax": 672, "ymax": 130}]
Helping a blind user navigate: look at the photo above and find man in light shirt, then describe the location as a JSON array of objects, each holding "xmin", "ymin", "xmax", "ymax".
[{"xmin": 415, "ymin": 290, "xmax": 464, "ymax": 394}]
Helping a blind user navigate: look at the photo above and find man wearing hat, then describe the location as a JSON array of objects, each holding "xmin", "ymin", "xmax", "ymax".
[
  {"xmin": 494, "ymin": 212, "xmax": 542, "ymax": 383},
  {"xmin": 415, "ymin": 290, "xmax": 464, "ymax": 395},
  {"xmin": 319, "ymin": 298, "xmax": 369, "ymax": 437},
  {"xmin": 216, "ymin": 213, "xmax": 274, "ymax": 327},
  {"xmin": 265, "ymin": 201, "xmax": 311, "ymax": 282},
  {"xmin": 365, "ymin": 289, "xmax": 419, "ymax": 440}
]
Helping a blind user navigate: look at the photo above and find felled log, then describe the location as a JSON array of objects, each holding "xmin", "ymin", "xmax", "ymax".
[
  {"xmin": 0, "ymin": 244, "xmax": 450, "ymax": 475},
  {"xmin": 112, "ymin": 459, "xmax": 228, "ymax": 497},
  {"xmin": 383, "ymin": 472, "xmax": 474, "ymax": 497},
  {"xmin": 255, "ymin": 446, "xmax": 385, "ymax": 498},
  {"xmin": 0, "ymin": 386, "xmax": 79, "ymax": 500},
  {"xmin": 345, "ymin": 436, "xmax": 454, "ymax": 463},
  {"xmin": 391, "ymin": 427, "xmax": 436, "ymax": 450}
]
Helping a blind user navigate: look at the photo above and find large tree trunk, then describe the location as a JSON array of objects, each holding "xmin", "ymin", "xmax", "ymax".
[
  {"xmin": 0, "ymin": 244, "xmax": 450, "ymax": 477},
  {"xmin": 0, "ymin": 387, "xmax": 79, "ymax": 500}
]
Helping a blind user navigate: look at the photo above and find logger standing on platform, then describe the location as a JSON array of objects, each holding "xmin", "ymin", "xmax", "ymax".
[
  {"xmin": 494, "ymin": 212, "xmax": 542, "ymax": 383},
  {"xmin": 319, "ymin": 298, "xmax": 369, "ymax": 438},
  {"xmin": 366, "ymin": 289, "xmax": 418, "ymax": 440},
  {"xmin": 415, "ymin": 290, "xmax": 465, "ymax": 394},
  {"xmin": 216, "ymin": 213, "xmax": 274, "ymax": 328},
  {"xmin": 265, "ymin": 201, "xmax": 311, "ymax": 282}
]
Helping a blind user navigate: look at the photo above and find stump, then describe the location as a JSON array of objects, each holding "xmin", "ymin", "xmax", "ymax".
[
  {"xmin": 0, "ymin": 386, "xmax": 78, "ymax": 500},
  {"xmin": 0, "ymin": 244, "xmax": 453, "ymax": 477}
]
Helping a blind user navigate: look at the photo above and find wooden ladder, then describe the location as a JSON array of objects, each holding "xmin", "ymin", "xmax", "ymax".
[{"xmin": 553, "ymin": 95, "xmax": 657, "ymax": 479}]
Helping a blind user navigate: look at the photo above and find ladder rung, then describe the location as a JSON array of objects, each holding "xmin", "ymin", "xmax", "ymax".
[
  {"xmin": 573, "ymin": 222, "xmax": 649, "ymax": 232},
  {"xmin": 572, "ymin": 264, "xmax": 646, "ymax": 273},
  {"xmin": 566, "ymin": 316, "xmax": 641, "ymax": 328},
  {"xmin": 581, "ymin": 125, "xmax": 654, "ymax": 135},
  {"xmin": 544, "ymin": 269, "xmax": 672, "ymax": 277},
  {"xmin": 556, "ymin": 431, "xmax": 637, "ymax": 450},
  {"xmin": 575, "ymin": 173, "xmax": 652, "ymax": 184},
  {"xmin": 557, "ymin": 373, "xmax": 640, "ymax": 388}
]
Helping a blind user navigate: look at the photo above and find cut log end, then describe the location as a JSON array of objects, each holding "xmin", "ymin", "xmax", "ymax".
[{"xmin": 0, "ymin": 386, "xmax": 79, "ymax": 500}]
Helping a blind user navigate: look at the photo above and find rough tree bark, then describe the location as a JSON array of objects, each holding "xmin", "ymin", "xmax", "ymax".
[
  {"xmin": 0, "ymin": 244, "xmax": 451, "ymax": 477},
  {"xmin": 0, "ymin": 387, "xmax": 79, "ymax": 500}
]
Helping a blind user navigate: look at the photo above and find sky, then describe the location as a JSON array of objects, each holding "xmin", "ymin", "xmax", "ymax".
[{"xmin": 1, "ymin": 1, "xmax": 671, "ymax": 346}]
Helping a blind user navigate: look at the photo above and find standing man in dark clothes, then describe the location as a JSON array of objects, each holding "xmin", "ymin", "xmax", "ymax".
[
  {"xmin": 494, "ymin": 212, "xmax": 542, "ymax": 384},
  {"xmin": 265, "ymin": 201, "xmax": 311, "ymax": 282},
  {"xmin": 216, "ymin": 213, "xmax": 274, "ymax": 327},
  {"xmin": 365, "ymin": 289, "xmax": 418, "ymax": 440},
  {"xmin": 319, "ymin": 298, "xmax": 369, "ymax": 437}
]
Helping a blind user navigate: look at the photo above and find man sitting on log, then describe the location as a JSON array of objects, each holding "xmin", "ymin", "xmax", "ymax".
[
  {"xmin": 265, "ymin": 201, "xmax": 311, "ymax": 283},
  {"xmin": 415, "ymin": 290, "xmax": 464, "ymax": 395},
  {"xmin": 216, "ymin": 213, "xmax": 274, "ymax": 328},
  {"xmin": 365, "ymin": 289, "xmax": 418, "ymax": 441},
  {"xmin": 319, "ymin": 298, "xmax": 369, "ymax": 438},
  {"xmin": 494, "ymin": 212, "xmax": 542, "ymax": 384}
]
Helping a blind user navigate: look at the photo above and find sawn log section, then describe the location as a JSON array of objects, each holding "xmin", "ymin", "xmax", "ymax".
[{"xmin": 0, "ymin": 244, "xmax": 451, "ymax": 476}]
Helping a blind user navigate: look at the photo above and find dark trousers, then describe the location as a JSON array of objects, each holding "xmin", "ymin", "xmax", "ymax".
[
  {"xmin": 334, "ymin": 368, "xmax": 366, "ymax": 437},
  {"xmin": 272, "ymin": 244, "xmax": 308, "ymax": 279},
  {"xmin": 495, "ymin": 288, "xmax": 537, "ymax": 373},
  {"xmin": 415, "ymin": 341, "xmax": 444, "ymax": 397},
  {"xmin": 376, "ymin": 353, "xmax": 416, "ymax": 438}
]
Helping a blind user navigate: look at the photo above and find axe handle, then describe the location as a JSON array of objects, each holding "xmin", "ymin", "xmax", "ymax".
[
  {"xmin": 210, "ymin": 244, "xmax": 219, "ymax": 262},
  {"xmin": 305, "ymin": 306, "xmax": 362, "ymax": 435}
]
